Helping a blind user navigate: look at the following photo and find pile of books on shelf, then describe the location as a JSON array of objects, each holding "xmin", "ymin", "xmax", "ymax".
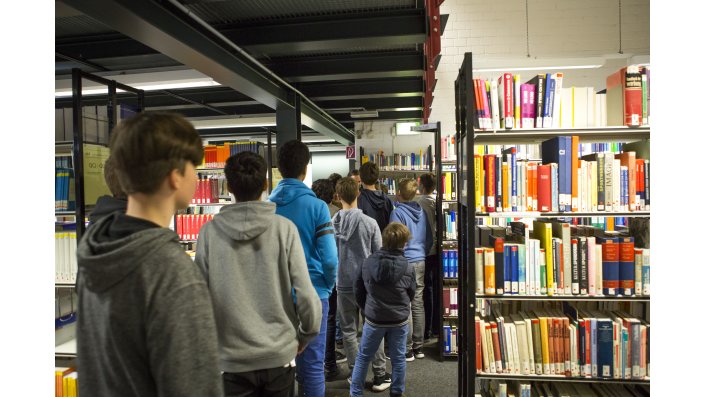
[
  {"xmin": 175, "ymin": 206, "xmax": 220, "ymax": 241},
  {"xmin": 360, "ymin": 147, "xmax": 432, "ymax": 171},
  {"xmin": 192, "ymin": 174, "xmax": 227, "ymax": 204},
  {"xmin": 475, "ymin": 137, "xmax": 650, "ymax": 214},
  {"xmin": 201, "ymin": 141, "xmax": 264, "ymax": 169},
  {"xmin": 484, "ymin": 380, "xmax": 649, "ymax": 397},
  {"xmin": 443, "ymin": 323, "xmax": 459, "ymax": 355},
  {"xmin": 444, "ymin": 209, "xmax": 458, "ymax": 240},
  {"xmin": 55, "ymin": 156, "xmax": 75, "ymax": 211},
  {"xmin": 474, "ymin": 305, "xmax": 649, "ymax": 380},
  {"xmin": 55, "ymin": 223, "xmax": 77, "ymax": 284},
  {"xmin": 475, "ymin": 221, "xmax": 650, "ymax": 298},
  {"xmin": 441, "ymin": 135, "xmax": 457, "ymax": 162},
  {"xmin": 442, "ymin": 248, "xmax": 458, "ymax": 278},
  {"xmin": 472, "ymin": 66, "xmax": 649, "ymax": 130},
  {"xmin": 55, "ymin": 367, "xmax": 79, "ymax": 397}
]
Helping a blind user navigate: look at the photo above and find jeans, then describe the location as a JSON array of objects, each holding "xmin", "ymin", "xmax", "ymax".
[
  {"xmin": 223, "ymin": 366, "xmax": 294, "ymax": 397},
  {"xmin": 423, "ymin": 254, "xmax": 440, "ymax": 337},
  {"xmin": 337, "ymin": 291, "xmax": 386, "ymax": 377},
  {"xmin": 406, "ymin": 260, "xmax": 425, "ymax": 351},
  {"xmin": 324, "ymin": 287, "xmax": 338, "ymax": 372},
  {"xmin": 296, "ymin": 299, "xmax": 328, "ymax": 397},
  {"xmin": 350, "ymin": 322, "xmax": 408, "ymax": 397}
]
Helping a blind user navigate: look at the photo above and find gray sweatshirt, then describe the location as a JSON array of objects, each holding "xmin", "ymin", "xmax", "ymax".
[
  {"xmin": 195, "ymin": 201, "xmax": 322, "ymax": 373},
  {"xmin": 76, "ymin": 212, "xmax": 222, "ymax": 397},
  {"xmin": 414, "ymin": 194, "xmax": 437, "ymax": 255},
  {"xmin": 332, "ymin": 208, "xmax": 382, "ymax": 293}
]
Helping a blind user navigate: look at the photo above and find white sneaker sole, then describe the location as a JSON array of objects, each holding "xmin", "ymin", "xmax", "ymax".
[{"xmin": 372, "ymin": 382, "xmax": 391, "ymax": 392}]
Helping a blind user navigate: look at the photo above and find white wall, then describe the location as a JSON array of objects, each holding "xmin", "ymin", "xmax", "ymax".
[
  {"xmin": 431, "ymin": 0, "xmax": 650, "ymax": 135},
  {"xmin": 354, "ymin": 120, "xmax": 435, "ymax": 167},
  {"xmin": 311, "ymin": 151, "xmax": 350, "ymax": 181}
]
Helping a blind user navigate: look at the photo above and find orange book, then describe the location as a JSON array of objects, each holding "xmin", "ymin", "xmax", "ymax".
[
  {"xmin": 571, "ymin": 136, "xmax": 580, "ymax": 211},
  {"xmin": 55, "ymin": 367, "xmax": 74, "ymax": 397},
  {"xmin": 490, "ymin": 322, "xmax": 503, "ymax": 372},
  {"xmin": 483, "ymin": 247, "xmax": 496, "ymax": 295},
  {"xmin": 502, "ymin": 162, "xmax": 509, "ymax": 210}
]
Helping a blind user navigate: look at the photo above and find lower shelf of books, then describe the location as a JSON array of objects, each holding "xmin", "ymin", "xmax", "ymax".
[
  {"xmin": 475, "ymin": 373, "xmax": 649, "ymax": 385},
  {"xmin": 476, "ymin": 295, "xmax": 650, "ymax": 302}
]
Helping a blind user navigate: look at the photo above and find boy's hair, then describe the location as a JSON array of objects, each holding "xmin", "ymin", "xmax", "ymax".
[
  {"xmin": 419, "ymin": 173, "xmax": 436, "ymax": 194},
  {"xmin": 348, "ymin": 169, "xmax": 360, "ymax": 177},
  {"xmin": 397, "ymin": 178, "xmax": 418, "ymax": 201},
  {"xmin": 277, "ymin": 140, "xmax": 310, "ymax": 178},
  {"xmin": 225, "ymin": 151, "xmax": 267, "ymax": 202},
  {"xmin": 336, "ymin": 177, "xmax": 359, "ymax": 205},
  {"xmin": 312, "ymin": 179, "xmax": 335, "ymax": 204},
  {"xmin": 359, "ymin": 162, "xmax": 379, "ymax": 185},
  {"xmin": 383, "ymin": 222, "xmax": 411, "ymax": 251},
  {"xmin": 109, "ymin": 111, "xmax": 203, "ymax": 195},
  {"xmin": 103, "ymin": 156, "xmax": 126, "ymax": 199},
  {"xmin": 328, "ymin": 173, "xmax": 342, "ymax": 185}
]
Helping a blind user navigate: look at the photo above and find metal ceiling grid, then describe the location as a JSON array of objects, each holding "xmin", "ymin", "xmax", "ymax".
[{"xmin": 56, "ymin": 15, "xmax": 111, "ymax": 37}]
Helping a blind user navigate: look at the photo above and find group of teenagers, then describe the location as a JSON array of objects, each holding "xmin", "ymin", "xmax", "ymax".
[{"xmin": 75, "ymin": 111, "xmax": 439, "ymax": 397}]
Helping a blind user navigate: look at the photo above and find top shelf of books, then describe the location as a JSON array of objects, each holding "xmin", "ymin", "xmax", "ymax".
[{"xmin": 474, "ymin": 127, "xmax": 649, "ymax": 145}]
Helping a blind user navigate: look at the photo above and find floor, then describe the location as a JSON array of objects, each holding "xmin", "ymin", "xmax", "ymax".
[{"xmin": 322, "ymin": 338, "xmax": 458, "ymax": 397}]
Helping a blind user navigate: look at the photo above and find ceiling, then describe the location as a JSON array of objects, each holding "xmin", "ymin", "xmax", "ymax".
[{"xmin": 55, "ymin": 0, "xmax": 446, "ymax": 141}]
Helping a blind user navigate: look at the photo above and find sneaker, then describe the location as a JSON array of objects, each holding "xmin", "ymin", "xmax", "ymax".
[
  {"xmin": 335, "ymin": 351, "xmax": 347, "ymax": 364},
  {"xmin": 371, "ymin": 372, "xmax": 392, "ymax": 392},
  {"xmin": 405, "ymin": 350, "xmax": 415, "ymax": 362},
  {"xmin": 324, "ymin": 367, "xmax": 339, "ymax": 382},
  {"xmin": 413, "ymin": 348, "xmax": 425, "ymax": 359}
]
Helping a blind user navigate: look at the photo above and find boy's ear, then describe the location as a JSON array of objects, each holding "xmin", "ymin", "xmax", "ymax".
[
  {"xmin": 262, "ymin": 179, "xmax": 268, "ymax": 193},
  {"xmin": 167, "ymin": 168, "xmax": 181, "ymax": 190}
]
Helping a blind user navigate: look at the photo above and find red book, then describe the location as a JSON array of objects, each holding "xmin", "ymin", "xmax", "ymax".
[
  {"xmin": 553, "ymin": 317, "xmax": 562, "ymax": 374},
  {"xmin": 537, "ymin": 164, "xmax": 552, "ymax": 212},
  {"xmin": 443, "ymin": 288, "xmax": 450, "ymax": 316},
  {"xmin": 584, "ymin": 318, "xmax": 592, "ymax": 377},
  {"xmin": 606, "ymin": 66, "xmax": 643, "ymax": 126},
  {"xmin": 490, "ymin": 322, "xmax": 502, "ymax": 372},
  {"xmin": 562, "ymin": 318, "xmax": 571, "ymax": 376},
  {"xmin": 475, "ymin": 318, "xmax": 483, "ymax": 371},
  {"xmin": 635, "ymin": 159, "xmax": 645, "ymax": 210},
  {"xmin": 196, "ymin": 177, "xmax": 204, "ymax": 204},
  {"xmin": 176, "ymin": 215, "xmax": 182, "ymax": 240},
  {"xmin": 484, "ymin": 155, "xmax": 496, "ymax": 212},
  {"xmin": 499, "ymin": 73, "xmax": 514, "ymax": 129}
]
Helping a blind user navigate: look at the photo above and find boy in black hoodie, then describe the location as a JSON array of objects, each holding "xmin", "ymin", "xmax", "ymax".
[
  {"xmin": 357, "ymin": 162, "xmax": 395, "ymax": 233},
  {"xmin": 75, "ymin": 112, "xmax": 222, "ymax": 397},
  {"xmin": 351, "ymin": 222, "xmax": 416, "ymax": 397}
]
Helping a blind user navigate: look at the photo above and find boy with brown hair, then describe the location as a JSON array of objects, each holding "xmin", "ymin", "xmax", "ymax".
[
  {"xmin": 76, "ymin": 112, "xmax": 222, "ymax": 397},
  {"xmin": 389, "ymin": 178, "xmax": 430, "ymax": 361},
  {"xmin": 331, "ymin": 177, "xmax": 390, "ymax": 391},
  {"xmin": 358, "ymin": 161, "xmax": 395, "ymax": 233},
  {"xmin": 351, "ymin": 222, "xmax": 416, "ymax": 397}
]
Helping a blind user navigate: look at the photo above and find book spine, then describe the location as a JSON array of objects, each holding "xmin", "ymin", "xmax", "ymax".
[
  {"xmin": 518, "ymin": 245, "xmax": 526, "ymax": 294},
  {"xmin": 587, "ymin": 237, "xmax": 596, "ymax": 296},
  {"xmin": 597, "ymin": 154, "xmax": 605, "ymax": 211},
  {"xmin": 642, "ymin": 249, "xmax": 650, "ymax": 296},
  {"xmin": 535, "ymin": 75, "xmax": 545, "ymax": 128},
  {"xmin": 550, "ymin": 163, "xmax": 559, "ymax": 212},
  {"xmin": 571, "ymin": 239, "xmax": 579, "ymax": 294},
  {"xmin": 485, "ymin": 155, "xmax": 496, "ymax": 212},
  {"xmin": 552, "ymin": 73, "xmax": 564, "ymax": 128},
  {"xmin": 484, "ymin": 248, "xmax": 496, "ymax": 294},
  {"xmin": 619, "ymin": 237, "xmax": 635, "ymax": 295},
  {"xmin": 644, "ymin": 160, "xmax": 650, "ymax": 210},
  {"xmin": 579, "ymin": 237, "xmax": 588, "ymax": 295},
  {"xmin": 475, "ymin": 248, "xmax": 484, "ymax": 293},
  {"xmin": 514, "ymin": 74, "xmax": 521, "ymax": 128},
  {"xmin": 496, "ymin": 155, "xmax": 503, "ymax": 212},
  {"xmin": 511, "ymin": 149, "xmax": 517, "ymax": 211},
  {"xmin": 511, "ymin": 245, "xmax": 519, "ymax": 294},
  {"xmin": 537, "ymin": 164, "xmax": 551, "ymax": 212},
  {"xmin": 624, "ymin": 65, "xmax": 643, "ymax": 126},
  {"xmin": 543, "ymin": 74, "xmax": 555, "ymax": 128},
  {"xmin": 503, "ymin": 73, "xmax": 514, "ymax": 129}
]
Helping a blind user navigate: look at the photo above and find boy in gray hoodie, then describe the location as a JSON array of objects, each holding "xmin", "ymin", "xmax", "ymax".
[
  {"xmin": 195, "ymin": 151, "xmax": 322, "ymax": 396},
  {"xmin": 332, "ymin": 177, "xmax": 390, "ymax": 391}
]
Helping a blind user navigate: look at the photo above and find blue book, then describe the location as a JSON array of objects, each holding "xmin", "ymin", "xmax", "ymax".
[
  {"xmin": 510, "ymin": 244, "xmax": 519, "ymax": 294},
  {"xmin": 544, "ymin": 74, "xmax": 555, "ymax": 127},
  {"xmin": 597, "ymin": 237, "xmax": 620, "ymax": 296},
  {"xmin": 450, "ymin": 211, "xmax": 456, "ymax": 238},
  {"xmin": 590, "ymin": 317, "xmax": 598, "ymax": 377},
  {"xmin": 518, "ymin": 244, "xmax": 526, "ymax": 294},
  {"xmin": 443, "ymin": 250, "xmax": 449, "ymax": 278},
  {"xmin": 502, "ymin": 147, "xmax": 517, "ymax": 211},
  {"xmin": 579, "ymin": 320, "xmax": 587, "ymax": 376},
  {"xmin": 541, "ymin": 136, "xmax": 571, "ymax": 212},
  {"xmin": 504, "ymin": 245, "xmax": 512, "ymax": 294},
  {"xmin": 621, "ymin": 167, "xmax": 629, "ymax": 211},
  {"xmin": 444, "ymin": 325, "xmax": 451, "ymax": 353},
  {"xmin": 451, "ymin": 250, "xmax": 458, "ymax": 278},
  {"xmin": 597, "ymin": 318, "xmax": 614, "ymax": 378}
]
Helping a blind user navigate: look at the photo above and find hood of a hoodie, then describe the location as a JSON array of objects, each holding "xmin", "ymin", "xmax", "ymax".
[
  {"xmin": 88, "ymin": 195, "xmax": 127, "ymax": 224},
  {"xmin": 394, "ymin": 201, "xmax": 423, "ymax": 223},
  {"xmin": 332, "ymin": 208, "xmax": 366, "ymax": 242},
  {"xmin": 210, "ymin": 201, "xmax": 275, "ymax": 241},
  {"xmin": 77, "ymin": 213, "xmax": 177, "ymax": 293},
  {"xmin": 269, "ymin": 178, "xmax": 316, "ymax": 206},
  {"xmin": 369, "ymin": 249, "xmax": 408, "ymax": 285},
  {"xmin": 359, "ymin": 189, "xmax": 388, "ymax": 211}
]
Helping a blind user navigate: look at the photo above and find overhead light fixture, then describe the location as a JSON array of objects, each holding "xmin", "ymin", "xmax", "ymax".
[
  {"xmin": 395, "ymin": 121, "xmax": 421, "ymax": 136},
  {"xmin": 350, "ymin": 110, "xmax": 379, "ymax": 119},
  {"xmin": 190, "ymin": 116, "xmax": 276, "ymax": 130},
  {"xmin": 472, "ymin": 57, "xmax": 608, "ymax": 73}
]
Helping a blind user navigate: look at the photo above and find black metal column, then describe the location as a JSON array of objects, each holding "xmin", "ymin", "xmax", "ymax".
[
  {"xmin": 267, "ymin": 129, "xmax": 273, "ymax": 193},
  {"xmin": 276, "ymin": 93, "xmax": 302, "ymax": 145},
  {"xmin": 71, "ymin": 69, "xmax": 86, "ymax": 241},
  {"xmin": 107, "ymin": 80, "xmax": 117, "ymax": 142}
]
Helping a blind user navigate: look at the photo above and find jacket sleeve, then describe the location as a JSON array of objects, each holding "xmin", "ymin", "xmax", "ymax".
[
  {"xmin": 315, "ymin": 201, "xmax": 338, "ymax": 293},
  {"xmin": 389, "ymin": 209, "xmax": 401, "ymax": 225},
  {"xmin": 193, "ymin": 224, "xmax": 210, "ymax": 285},
  {"xmin": 421, "ymin": 212, "xmax": 432, "ymax": 254},
  {"xmin": 146, "ymin": 255, "xmax": 223, "ymax": 397},
  {"xmin": 288, "ymin": 224, "xmax": 323, "ymax": 345},
  {"xmin": 371, "ymin": 222, "xmax": 382, "ymax": 254},
  {"xmin": 354, "ymin": 264, "xmax": 367, "ymax": 311},
  {"xmin": 406, "ymin": 264, "xmax": 417, "ymax": 301}
]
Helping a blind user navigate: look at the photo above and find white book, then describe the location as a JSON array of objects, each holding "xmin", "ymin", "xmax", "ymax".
[
  {"xmin": 572, "ymin": 87, "xmax": 589, "ymax": 128},
  {"xmin": 587, "ymin": 236, "xmax": 597, "ymax": 296},
  {"xmin": 62, "ymin": 232, "xmax": 70, "ymax": 283},
  {"xmin": 604, "ymin": 152, "xmax": 614, "ymax": 211},
  {"xmin": 635, "ymin": 249, "xmax": 643, "ymax": 296},
  {"xmin": 491, "ymin": 79, "xmax": 501, "ymax": 130},
  {"xmin": 475, "ymin": 248, "xmax": 485, "ymax": 293},
  {"xmin": 519, "ymin": 312, "xmax": 536, "ymax": 374},
  {"xmin": 551, "ymin": 73, "xmax": 564, "ymax": 128},
  {"xmin": 595, "ymin": 244, "xmax": 603, "ymax": 296},
  {"xmin": 560, "ymin": 87, "xmax": 573, "ymax": 128},
  {"xmin": 569, "ymin": 324, "xmax": 577, "ymax": 376},
  {"xmin": 55, "ymin": 232, "xmax": 61, "ymax": 283},
  {"xmin": 613, "ymin": 158, "xmax": 622, "ymax": 211},
  {"xmin": 510, "ymin": 315, "xmax": 531, "ymax": 375},
  {"xmin": 504, "ymin": 323, "xmax": 515, "ymax": 373},
  {"xmin": 509, "ymin": 323, "xmax": 521, "ymax": 374},
  {"xmin": 480, "ymin": 319, "xmax": 491, "ymax": 373},
  {"xmin": 586, "ymin": 87, "xmax": 596, "ymax": 127},
  {"xmin": 642, "ymin": 248, "xmax": 650, "ymax": 296},
  {"xmin": 69, "ymin": 232, "xmax": 77, "ymax": 284},
  {"xmin": 600, "ymin": 93, "xmax": 608, "ymax": 127}
]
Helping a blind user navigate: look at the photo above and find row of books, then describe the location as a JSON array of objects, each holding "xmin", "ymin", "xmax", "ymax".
[
  {"xmin": 443, "ymin": 323, "xmax": 459, "ymax": 354},
  {"xmin": 55, "ymin": 224, "xmax": 77, "ymax": 284},
  {"xmin": 475, "ymin": 307, "xmax": 650, "ymax": 380},
  {"xmin": 55, "ymin": 288, "xmax": 77, "ymax": 322},
  {"xmin": 441, "ymin": 135, "xmax": 457, "ymax": 161},
  {"xmin": 201, "ymin": 141, "xmax": 264, "ymax": 169},
  {"xmin": 360, "ymin": 147, "xmax": 432, "ymax": 171},
  {"xmin": 443, "ymin": 209, "xmax": 458, "ymax": 240},
  {"xmin": 175, "ymin": 213, "xmax": 215, "ymax": 241},
  {"xmin": 55, "ymin": 163, "xmax": 75, "ymax": 211},
  {"xmin": 441, "ymin": 171, "xmax": 457, "ymax": 201},
  {"xmin": 378, "ymin": 177, "xmax": 397, "ymax": 194},
  {"xmin": 483, "ymin": 380, "xmax": 649, "ymax": 397},
  {"xmin": 55, "ymin": 367, "xmax": 78, "ymax": 397},
  {"xmin": 475, "ymin": 137, "xmax": 650, "ymax": 213},
  {"xmin": 476, "ymin": 221, "xmax": 650, "ymax": 297},
  {"xmin": 442, "ymin": 248, "xmax": 459, "ymax": 278},
  {"xmin": 472, "ymin": 66, "xmax": 649, "ymax": 130},
  {"xmin": 442, "ymin": 287, "xmax": 459, "ymax": 317},
  {"xmin": 192, "ymin": 174, "xmax": 227, "ymax": 204}
]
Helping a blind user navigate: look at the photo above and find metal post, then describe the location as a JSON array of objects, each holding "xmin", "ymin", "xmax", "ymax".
[
  {"xmin": 434, "ymin": 123, "xmax": 444, "ymax": 362},
  {"xmin": 107, "ymin": 80, "xmax": 117, "ymax": 142},
  {"xmin": 276, "ymin": 93, "xmax": 302, "ymax": 145},
  {"xmin": 71, "ymin": 69, "xmax": 86, "ymax": 241},
  {"xmin": 267, "ymin": 129, "xmax": 273, "ymax": 194}
]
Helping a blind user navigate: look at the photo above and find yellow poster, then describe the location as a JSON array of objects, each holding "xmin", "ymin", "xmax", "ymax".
[
  {"xmin": 82, "ymin": 143, "xmax": 111, "ymax": 206},
  {"xmin": 271, "ymin": 167, "xmax": 283, "ymax": 189}
]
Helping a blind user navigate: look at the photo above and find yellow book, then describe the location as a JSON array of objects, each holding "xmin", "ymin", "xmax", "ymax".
[
  {"xmin": 361, "ymin": 155, "xmax": 369, "ymax": 165},
  {"xmin": 537, "ymin": 312, "xmax": 550, "ymax": 375},
  {"xmin": 502, "ymin": 162, "xmax": 509, "ymax": 210},
  {"xmin": 533, "ymin": 221, "xmax": 555, "ymax": 296},
  {"xmin": 445, "ymin": 172, "xmax": 452, "ymax": 201},
  {"xmin": 514, "ymin": 74, "xmax": 521, "ymax": 127},
  {"xmin": 66, "ymin": 372, "xmax": 78, "ymax": 397},
  {"xmin": 474, "ymin": 155, "xmax": 483, "ymax": 212}
]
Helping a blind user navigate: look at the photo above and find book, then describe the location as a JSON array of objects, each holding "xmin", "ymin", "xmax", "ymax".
[
  {"xmin": 521, "ymin": 83, "xmax": 536, "ymax": 128},
  {"xmin": 642, "ymin": 248, "xmax": 650, "ymax": 296},
  {"xmin": 514, "ymin": 74, "xmax": 522, "ymax": 128},
  {"xmin": 606, "ymin": 65, "xmax": 644, "ymax": 126},
  {"xmin": 541, "ymin": 136, "xmax": 572, "ymax": 212},
  {"xmin": 551, "ymin": 73, "xmax": 564, "ymax": 128},
  {"xmin": 597, "ymin": 236, "xmax": 620, "ymax": 296},
  {"xmin": 619, "ymin": 237, "xmax": 636, "ymax": 295},
  {"xmin": 529, "ymin": 74, "xmax": 546, "ymax": 128},
  {"xmin": 499, "ymin": 73, "xmax": 514, "ymax": 129},
  {"xmin": 484, "ymin": 247, "xmax": 496, "ymax": 294},
  {"xmin": 543, "ymin": 73, "xmax": 554, "ymax": 128},
  {"xmin": 533, "ymin": 221, "xmax": 554, "ymax": 295},
  {"xmin": 537, "ymin": 164, "xmax": 552, "ymax": 212},
  {"xmin": 475, "ymin": 248, "xmax": 485, "ymax": 293}
]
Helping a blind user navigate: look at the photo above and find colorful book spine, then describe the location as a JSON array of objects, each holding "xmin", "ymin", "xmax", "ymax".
[{"xmin": 619, "ymin": 237, "xmax": 635, "ymax": 295}]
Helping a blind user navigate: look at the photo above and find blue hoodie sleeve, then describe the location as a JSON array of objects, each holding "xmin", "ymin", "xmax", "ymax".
[
  {"xmin": 389, "ymin": 209, "xmax": 401, "ymax": 225},
  {"xmin": 314, "ymin": 201, "xmax": 338, "ymax": 293}
]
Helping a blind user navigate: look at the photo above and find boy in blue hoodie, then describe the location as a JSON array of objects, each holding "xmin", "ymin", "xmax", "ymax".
[
  {"xmin": 389, "ymin": 178, "xmax": 430, "ymax": 361},
  {"xmin": 351, "ymin": 223, "xmax": 416, "ymax": 397},
  {"xmin": 269, "ymin": 140, "xmax": 338, "ymax": 397},
  {"xmin": 331, "ymin": 177, "xmax": 389, "ymax": 391}
]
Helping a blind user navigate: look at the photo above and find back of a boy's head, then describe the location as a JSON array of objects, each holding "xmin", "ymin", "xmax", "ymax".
[
  {"xmin": 312, "ymin": 179, "xmax": 335, "ymax": 204},
  {"xmin": 419, "ymin": 173, "xmax": 435, "ymax": 194},
  {"xmin": 103, "ymin": 156, "xmax": 126, "ymax": 199},
  {"xmin": 277, "ymin": 140, "xmax": 309, "ymax": 178},
  {"xmin": 383, "ymin": 222, "xmax": 410, "ymax": 251},
  {"xmin": 336, "ymin": 177, "xmax": 359, "ymax": 205},
  {"xmin": 225, "ymin": 151, "xmax": 267, "ymax": 202},
  {"xmin": 359, "ymin": 162, "xmax": 379, "ymax": 185},
  {"xmin": 328, "ymin": 173, "xmax": 342, "ymax": 185},
  {"xmin": 398, "ymin": 178, "xmax": 418, "ymax": 201},
  {"xmin": 109, "ymin": 112, "xmax": 203, "ymax": 195}
]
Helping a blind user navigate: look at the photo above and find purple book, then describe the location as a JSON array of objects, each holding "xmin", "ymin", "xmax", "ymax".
[{"xmin": 521, "ymin": 83, "xmax": 536, "ymax": 128}]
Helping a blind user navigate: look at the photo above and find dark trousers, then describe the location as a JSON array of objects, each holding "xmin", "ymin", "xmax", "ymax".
[
  {"xmin": 324, "ymin": 286, "xmax": 338, "ymax": 372},
  {"xmin": 423, "ymin": 254, "xmax": 440, "ymax": 337},
  {"xmin": 223, "ymin": 366, "xmax": 294, "ymax": 397}
]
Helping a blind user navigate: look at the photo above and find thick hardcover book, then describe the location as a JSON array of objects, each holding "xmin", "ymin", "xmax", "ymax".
[
  {"xmin": 484, "ymin": 247, "xmax": 496, "ymax": 294},
  {"xmin": 579, "ymin": 237, "xmax": 589, "ymax": 295},
  {"xmin": 604, "ymin": 152, "xmax": 615, "ymax": 211},
  {"xmin": 531, "ymin": 318, "xmax": 543, "ymax": 374},
  {"xmin": 619, "ymin": 237, "xmax": 635, "ymax": 295},
  {"xmin": 552, "ymin": 221, "xmax": 572, "ymax": 295},
  {"xmin": 537, "ymin": 164, "xmax": 552, "ymax": 212},
  {"xmin": 534, "ymin": 221, "xmax": 554, "ymax": 295},
  {"xmin": 606, "ymin": 66, "xmax": 643, "ymax": 126},
  {"xmin": 582, "ymin": 153, "xmax": 605, "ymax": 211},
  {"xmin": 541, "ymin": 136, "xmax": 572, "ymax": 212},
  {"xmin": 484, "ymin": 154, "xmax": 496, "ymax": 212},
  {"xmin": 528, "ymin": 74, "xmax": 546, "ymax": 128},
  {"xmin": 475, "ymin": 317, "xmax": 483, "ymax": 370}
]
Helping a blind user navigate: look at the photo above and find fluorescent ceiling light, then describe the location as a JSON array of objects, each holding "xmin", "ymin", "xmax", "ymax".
[
  {"xmin": 474, "ymin": 64, "xmax": 603, "ymax": 72},
  {"xmin": 350, "ymin": 110, "xmax": 379, "ymax": 119},
  {"xmin": 395, "ymin": 121, "xmax": 420, "ymax": 135},
  {"xmin": 472, "ymin": 56, "xmax": 608, "ymax": 73},
  {"xmin": 190, "ymin": 116, "xmax": 276, "ymax": 129}
]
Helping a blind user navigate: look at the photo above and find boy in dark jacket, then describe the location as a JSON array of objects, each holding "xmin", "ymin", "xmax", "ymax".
[
  {"xmin": 351, "ymin": 222, "xmax": 416, "ymax": 397},
  {"xmin": 357, "ymin": 162, "xmax": 395, "ymax": 233}
]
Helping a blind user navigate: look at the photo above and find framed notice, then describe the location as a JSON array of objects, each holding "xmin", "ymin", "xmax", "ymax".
[{"xmin": 82, "ymin": 143, "xmax": 111, "ymax": 206}]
